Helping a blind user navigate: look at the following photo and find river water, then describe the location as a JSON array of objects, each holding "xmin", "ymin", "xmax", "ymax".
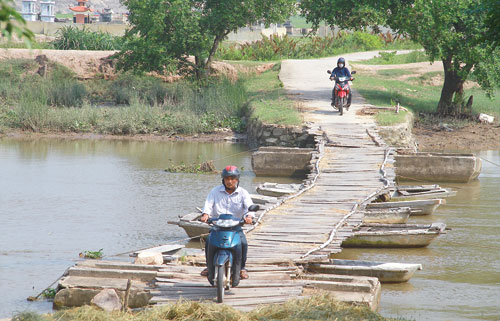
[
  {"xmin": 335, "ymin": 150, "xmax": 500, "ymax": 321},
  {"xmin": 1, "ymin": 138, "xmax": 499, "ymax": 320},
  {"xmin": 0, "ymin": 137, "xmax": 296, "ymax": 318}
]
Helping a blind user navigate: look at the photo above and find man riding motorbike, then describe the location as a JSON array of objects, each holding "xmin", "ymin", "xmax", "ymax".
[
  {"xmin": 330, "ymin": 57, "xmax": 353, "ymax": 108},
  {"xmin": 200, "ymin": 165, "xmax": 254, "ymax": 280}
]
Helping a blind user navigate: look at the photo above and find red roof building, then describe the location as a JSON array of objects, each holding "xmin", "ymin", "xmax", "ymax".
[{"xmin": 69, "ymin": 0, "xmax": 94, "ymax": 23}]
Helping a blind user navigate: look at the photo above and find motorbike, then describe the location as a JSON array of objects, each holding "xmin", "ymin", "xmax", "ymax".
[
  {"xmin": 206, "ymin": 204, "xmax": 259, "ymax": 303},
  {"xmin": 327, "ymin": 70, "xmax": 356, "ymax": 116}
]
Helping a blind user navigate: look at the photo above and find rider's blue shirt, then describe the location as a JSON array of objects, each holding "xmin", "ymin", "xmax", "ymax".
[{"xmin": 331, "ymin": 66, "xmax": 351, "ymax": 78}]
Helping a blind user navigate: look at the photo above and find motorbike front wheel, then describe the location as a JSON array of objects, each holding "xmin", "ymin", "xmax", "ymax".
[
  {"xmin": 339, "ymin": 97, "xmax": 344, "ymax": 116},
  {"xmin": 216, "ymin": 265, "xmax": 224, "ymax": 303}
]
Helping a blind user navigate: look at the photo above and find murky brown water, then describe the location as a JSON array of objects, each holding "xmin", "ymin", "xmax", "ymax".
[
  {"xmin": 335, "ymin": 150, "xmax": 500, "ymax": 320},
  {"xmin": 1, "ymin": 138, "xmax": 499, "ymax": 320},
  {"xmin": 0, "ymin": 137, "xmax": 297, "ymax": 318}
]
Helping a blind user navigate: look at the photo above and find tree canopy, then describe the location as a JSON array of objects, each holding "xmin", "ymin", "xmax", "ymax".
[
  {"xmin": 300, "ymin": 0, "xmax": 500, "ymax": 116},
  {"xmin": 0, "ymin": 0, "xmax": 33, "ymax": 40},
  {"xmin": 116, "ymin": 0, "xmax": 296, "ymax": 79}
]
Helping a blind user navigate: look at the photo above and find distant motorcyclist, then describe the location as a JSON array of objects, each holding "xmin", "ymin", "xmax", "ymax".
[{"xmin": 330, "ymin": 57, "xmax": 353, "ymax": 108}]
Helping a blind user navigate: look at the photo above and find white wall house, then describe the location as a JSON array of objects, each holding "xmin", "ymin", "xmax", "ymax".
[
  {"xmin": 21, "ymin": 0, "xmax": 38, "ymax": 21},
  {"xmin": 40, "ymin": 0, "xmax": 55, "ymax": 22}
]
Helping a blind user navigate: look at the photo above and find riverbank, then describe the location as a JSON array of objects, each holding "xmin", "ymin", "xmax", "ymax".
[{"xmin": 11, "ymin": 294, "xmax": 401, "ymax": 321}]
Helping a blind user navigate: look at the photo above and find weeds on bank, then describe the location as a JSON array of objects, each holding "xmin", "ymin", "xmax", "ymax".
[
  {"xmin": 217, "ymin": 32, "xmax": 420, "ymax": 61},
  {"xmin": 0, "ymin": 59, "xmax": 250, "ymax": 135},
  {"xmin": 12, "ymin": 294, "xmax": 404, "ymax": 321}
]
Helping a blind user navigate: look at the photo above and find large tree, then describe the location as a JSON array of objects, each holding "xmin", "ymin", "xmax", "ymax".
[
  {"xmin": 117, "ymin": 0, "xmax": 296, "ymax": 79},
  {"xmin": 300, "ymin": 0, "xmax": 500, "ymax": 116},
  {"xmin": 0, "ymin": 0, "xmax": 33, "ymax": 40}
]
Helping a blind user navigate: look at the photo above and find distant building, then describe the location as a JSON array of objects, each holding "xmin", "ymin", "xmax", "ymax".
[
  {"xmin": 69, "ymin": 0, "xmax": 94, "ymax": 23},
  {"xmin": 21, "ymin": 0, "xmax": 38, "ymax": 21},
  {"xmin": 100, "ymin": 8, "xmax": 113, "ymax": 22},
  {"xmin": 40, "ymin": 0, "xmax": 55, "ymax": 22}
]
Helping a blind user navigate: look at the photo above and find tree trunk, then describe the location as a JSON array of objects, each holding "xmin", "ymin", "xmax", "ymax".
[{"xmin": 437, "ymin": 57, "xmax": 466, "ymax": 116}]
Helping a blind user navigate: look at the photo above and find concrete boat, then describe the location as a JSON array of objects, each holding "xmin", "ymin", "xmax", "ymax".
[
  {"xmin": 309, "ymin": 259, "xmax": 422, "ymax": 283},
  {"xmin": 342, "ymin": 223, "xmax": 447, "ymax": 248},
  {"xmin": 390, "ymin": 185, "xmax": 457, "ymax": 201},
  {"xmin": 366, "ymin": 198, "xmax": 445, "ymax": 215},
  {"xmin": 361, "ymin": 207, "xmax": 411, "ymax": 224},
  {"xmin": 252, "ymin": 147, "xmax": 314, "ymax": 177},
  {"xmin": 395, "ymin": 152, "xmax": 482, "ymax": 183},
  {"xmin": 256, "ymin": 182, "xmax": 302, "ymax": 197}
]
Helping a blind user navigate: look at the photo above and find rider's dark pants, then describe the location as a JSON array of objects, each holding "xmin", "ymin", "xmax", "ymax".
[{"xmin": 205, "ymin": 230, "xmax": 248, "ymax": 270}]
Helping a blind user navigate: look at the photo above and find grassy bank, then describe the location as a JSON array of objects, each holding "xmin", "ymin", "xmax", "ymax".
[
  {"xmin": 242, "ymin": 62, "xmax": 302, "ymax": 126},
  {"xmin": 352, "ymin": 59, "xmax": 499, "ymax": 126},
  {"xmin": 0, "ymin": 59, "xmax": 300, "ymax": 136},
  {"xmin": 12, "ymin": 294, "xmax": 402, "ymax": 321},
  {"xmin": 0, "ymin": 59, "xmax": 252, "ymax": 135}
]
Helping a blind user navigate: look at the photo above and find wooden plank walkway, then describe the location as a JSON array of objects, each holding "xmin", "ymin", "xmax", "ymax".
[
  {"xmin": 149, "ymin": 57, "xmax": 393, "ymax": 310},
  {"xmin": 54, "ymin": 55, "xmax": 391, "ymax": 311}
]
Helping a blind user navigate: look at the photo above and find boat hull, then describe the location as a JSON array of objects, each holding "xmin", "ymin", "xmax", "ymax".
[
  {"xmin": 362, "ymin": 207, "xmax": 411, "ymax": 224},
  {"xmin": 342, "ymin": 223, "xmax": 446, "ymax": 248},
  {"xmin": 310, "ymin": 259, "xmax": 422, "ymax": 283},
  {"xmin": 366, "ymin": 198, "xmax": 444, "ymax": 215}
]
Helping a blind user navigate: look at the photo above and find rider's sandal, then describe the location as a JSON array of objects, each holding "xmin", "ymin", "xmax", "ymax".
[
  {"xmin": 200, "ymin": 268, "xmax": 208, "ymax": 276},
  {"xmin": 240, "ymin": 269, "xmax": 249, "ymax": 279}
]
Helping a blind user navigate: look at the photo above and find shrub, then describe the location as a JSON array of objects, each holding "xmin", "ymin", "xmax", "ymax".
[{"xmin": 52, "ymin": 26, "xmax": 123, "ymax": 51}]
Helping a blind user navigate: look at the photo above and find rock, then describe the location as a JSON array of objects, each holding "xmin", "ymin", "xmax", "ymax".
[
  {"xmin": 272, "ymin": 127, "xmax": 285, "ymax": 136},
  {"xmin": 280, "ymin": 134, "xmax": 292, "ymax": 142},
  {"xmin": 297, "ymin": 134, "xmax": 310, "ymax": 142},
  {"xmin": 262, "ymin": 130, "xmax": 272, "ymax": 137},
  {"xmin": 478, "ymin": 113, "xmax": 494, "ymax": 124},
  {"xmin": 91, "ymin": 289, "xmax": 122, "ymax": 311},
  {"xmin": 438, "ymin": 123, "xmax": 454, "ymax": 132},
  {"xmin": 134, "ymin": 251, "xmax": 163, "ymax": 265},
  {"xmin": 265, "ymin": 137, "xmax": 279, "ymax": 144}
]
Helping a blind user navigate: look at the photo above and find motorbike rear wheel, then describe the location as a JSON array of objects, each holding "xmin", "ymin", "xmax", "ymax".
[{"xmin": 216, "ymin": 265, "xmax": 224, "ymax": 303}]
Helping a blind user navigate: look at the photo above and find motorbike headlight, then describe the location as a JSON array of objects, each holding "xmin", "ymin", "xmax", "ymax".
[{"xmin": 215, "ymin": 219, "xmax": 239, "ymax": 227}]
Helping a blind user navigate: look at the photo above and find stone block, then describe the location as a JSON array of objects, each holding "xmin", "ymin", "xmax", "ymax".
[
  {"xmin": 265, "ymin": 137, "xmax": 279, "ymax": 144},
  {"xmin": 134, "ymin": 252, "xmax": 163, "ymax": 265},
  {"xmin": 91, "ymin": 289, "xmax": 122, "ymax": 311},
  {"xmin": 262, "ymin": 130, "xmax": 272, "ymax": 137},
  {"xmin": 272, "ymin": 127, "xmax": 285, "ymax": 136}
]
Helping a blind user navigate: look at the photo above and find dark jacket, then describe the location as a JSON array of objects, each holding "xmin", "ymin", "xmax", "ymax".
[{"xmin": 330, "ymin": 66, "xmax": 351, "ymax": 78}]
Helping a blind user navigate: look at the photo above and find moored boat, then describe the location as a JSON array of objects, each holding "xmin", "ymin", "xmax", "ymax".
[
  {"xmin": 395, "ymin": 152, "xmax": 482, "ymax": 183},
  {"xmin": 342, "ymin": 223, "xmax": 447, "ymax": 248},
  {"xmin": 390, "ymin": 185, "xmax": 456, "ymax": 201},
  {"xmin": 366, "ymin": 198, "xmax": 445, "ymax": 215},
  {"xmin": 362, "ymin": 207, "xmax": 411, "ymax": 224},
  {"xmin": 168, "ymin": 194, "xmax": 271, "ymax": 238},
  {"xmin": 256, "ymin": 182, "xmax": 303, "ymax": 197},
  {"xmin": 309, "ymin": 259, "xmax": 422, "ymax": 283}
]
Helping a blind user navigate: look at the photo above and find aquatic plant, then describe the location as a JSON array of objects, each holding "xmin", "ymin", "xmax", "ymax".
[{"xmin": 79, "ymin": 248, "xmax": 104, "ymax": 259}]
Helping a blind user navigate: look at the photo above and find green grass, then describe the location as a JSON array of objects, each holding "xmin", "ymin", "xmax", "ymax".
[
  {"xmin": 11, "ymin": 294, "xmax": 405, "ymax": 321},
  {"xmin": 353, "ymin": 67, "xmax": 500, "ymax": 123},
  {"xmin": 243, "ymin": 63, "xmax": 302, "ymax": 126},
  {"xmin": 375, "ymin": 110, "xmax": 409, "ymax": 125},
  {"xmin": 288, "ymin": 15, "xmax": 327, "ymax": 29},
  {"xmin": 357, "ymin": 51, "xmax": 430, "ymax": 65}
]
